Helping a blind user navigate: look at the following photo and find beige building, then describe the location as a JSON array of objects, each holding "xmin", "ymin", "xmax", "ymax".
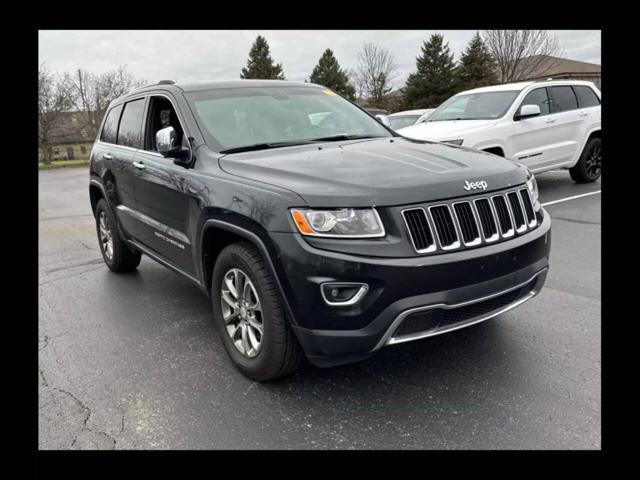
[
  {"xmin": 517, "ymin": 55, "xmax": 601, "ymax": 89},
  {"xmin": 39, "ymin": 111, "xmax": 95, "ymax": 162}
]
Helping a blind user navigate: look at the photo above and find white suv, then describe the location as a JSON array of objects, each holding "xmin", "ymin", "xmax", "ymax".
[{"xmin": 397, "ymin": 80, "xmax": 601, "ymax": 182}]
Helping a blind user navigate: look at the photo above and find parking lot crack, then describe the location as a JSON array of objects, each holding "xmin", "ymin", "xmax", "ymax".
[{"xmin": 40, "ymin": 370, "xmax": 117, "ymax": 449}]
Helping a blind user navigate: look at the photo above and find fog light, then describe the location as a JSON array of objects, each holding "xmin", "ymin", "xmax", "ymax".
[{"xmin": 320, "ymin": 282, "xmax": 369, "ymax": 306}]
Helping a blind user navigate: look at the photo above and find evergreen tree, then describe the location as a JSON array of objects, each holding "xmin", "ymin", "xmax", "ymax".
[
  {"xmin": 455, "ymin": 32, "xmax": 497, "ymax": 91},
  {"xmin": 403, "ymin": 34, "xmax": 457, "ymax": 109},
  {"xmin": 240, "ymin": 35, "xmax": 285, "ymax": 80},
  {"xmin": 309, "ymin": 49, "xmax": 356, "ymax": 100}
]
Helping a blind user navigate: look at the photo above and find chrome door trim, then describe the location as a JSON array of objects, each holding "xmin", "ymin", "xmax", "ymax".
[{"xmin": 116, "ymin": 205, "xmax": 191, "ymax": 245}]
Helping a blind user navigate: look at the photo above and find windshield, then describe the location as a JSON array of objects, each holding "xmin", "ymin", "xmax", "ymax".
[
  {"xmin": 186, "ymin": 86, "xmax": 391, "ymax": 152},
  {"xmin": 427, "ymin": 91, "xmax": 520, "ymax": 121},
  {"xmin": 389, "ymin": 115, "xmax": 420, "ymax": 130}
]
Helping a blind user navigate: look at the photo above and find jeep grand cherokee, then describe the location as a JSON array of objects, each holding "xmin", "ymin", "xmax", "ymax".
[{"xmin": 89, "ymin": 80, "xmax": 551, "ymax": 381}]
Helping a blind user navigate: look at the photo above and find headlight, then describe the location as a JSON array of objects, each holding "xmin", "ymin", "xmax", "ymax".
[
  {"xmin": 291, "ymin": 208, "xmax": 385, "ymax": 238},
  {"xmin": 525, "ymin": 169, "xmax": 541, "ymax": 211},
  {"xmin": 441, "ymin": 139, "xmax": 464, "ymax": 146}
]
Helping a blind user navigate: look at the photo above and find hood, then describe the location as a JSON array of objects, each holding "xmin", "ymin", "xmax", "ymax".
[
  {"xmin": 219, "ymin": 137, "xmax": 527, "ymax": 207},
  {"xmin": 397, "ymin": 119, "xmax": 497, "ymax": 141}
]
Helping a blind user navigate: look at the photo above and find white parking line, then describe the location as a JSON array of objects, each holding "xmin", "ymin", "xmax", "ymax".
[{"xmin": 541, "ymin": 190, "xmax": 601, "ymax": 207}]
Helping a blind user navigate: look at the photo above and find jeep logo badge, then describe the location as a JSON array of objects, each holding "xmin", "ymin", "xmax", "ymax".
[{"xmin": 463, "ymin": 180, "xmax": 488, "ymax": 191}]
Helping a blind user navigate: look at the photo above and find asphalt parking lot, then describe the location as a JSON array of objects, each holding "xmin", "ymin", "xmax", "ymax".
[{"xmin": 38, "ymin": 166, "xmax": 601, "ymax": 450}]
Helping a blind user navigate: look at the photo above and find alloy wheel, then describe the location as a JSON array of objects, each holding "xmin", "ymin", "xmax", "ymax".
[
  {"xmin": 221, "ymin": 268, "xmax": 264, "ymax": 358},
  {"xmin": 585, "ymin": 143, "xmax": 601, "ymax": 179},
  {"xmin": 99, "ymin": 210, "xmax": 114, "ymax": 260}
]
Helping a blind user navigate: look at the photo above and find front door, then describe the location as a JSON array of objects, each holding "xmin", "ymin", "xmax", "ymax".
[
  {"xmin": 131, "ymin": 94, "xmax": 197, "ymax": 276},
  {"xmin": 511, "ymin": 87, "xmax": 565, "ymax": 170}
]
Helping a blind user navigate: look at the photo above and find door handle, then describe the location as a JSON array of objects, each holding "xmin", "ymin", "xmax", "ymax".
[
  {"xmin": 133, "ymin": 161, "xmax": 146, "ymax": 170},
  {"xmin": 545, "ymin": 118, "xmax": 556, "ymax": 124},
  {"xmin": 102, "ymin": 153, "xmax": 113, "ymax": 160},
  {"xmin": 578, "ymin": 112, "xmax": 589, "ymax": 117}
]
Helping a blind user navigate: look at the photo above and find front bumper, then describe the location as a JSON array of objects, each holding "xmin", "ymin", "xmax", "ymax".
[{"xmin": 270, "ymin": 209, "xmax": 551, "ymax": 367}]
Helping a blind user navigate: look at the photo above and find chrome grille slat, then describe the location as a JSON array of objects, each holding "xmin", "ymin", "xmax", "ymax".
[
  {"xmin": 403, "ymin": 186, "xmax": 539, "ymax": 255},
  {"xmin": 453, "ymin": 202, "xmax": 481, "ymax": 246},
  {"xmin": 507, "ymin": 191, "xmax": 527, "ymax": 233},
  {"xmin": 474, "ymin": 198, "xmax": 500, "ymax": 243},
  {"xmin": 429, "ymin": 205, "xmax": 460, "ymax": 250},
  {"xmin": 491, "ymin": 195, "xmax": 515, "ymax": 238},
  {"xmin": 402, "ymin": 208, "xmax": 436, "ymax": 253},
  {"xmin": 519, "ymin": 188, "xmax": 537, "ymax": 227}
]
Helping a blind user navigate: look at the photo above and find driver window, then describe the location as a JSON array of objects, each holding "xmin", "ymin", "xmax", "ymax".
[
  {"xmin": 518, "ymin": 88, "xmax": 550, "ymax": 116},
  {"xmin": 145, "ymin": 96, "xmax": 186, "ymax": 152}
]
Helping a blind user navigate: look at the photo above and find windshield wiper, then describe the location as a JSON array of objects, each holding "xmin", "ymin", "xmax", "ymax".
[
  {"xmin": 219, "ymin": 141, "xmax": 312, "ymax": 154},
  {"xmin": 307, "ymin": 134, "xmax": 385, "ymax": 142}
]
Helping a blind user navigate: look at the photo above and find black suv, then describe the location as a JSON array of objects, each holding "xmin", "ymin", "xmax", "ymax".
[{"xmin": 89, "ymin": 80, "xmax": 551, "ymax": 381}]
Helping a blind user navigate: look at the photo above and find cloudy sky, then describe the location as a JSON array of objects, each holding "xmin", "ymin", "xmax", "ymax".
[{"xmin": 39, "ymin": 30, "xmax": 601, "ymax": 89}]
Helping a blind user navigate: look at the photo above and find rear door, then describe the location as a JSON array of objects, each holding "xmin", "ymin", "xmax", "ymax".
[
  {"xmin": 108, "ymin": 97, "xmax": 148, "ymax": 239},
  {"xmin": 93, "ymin": 102, "xmax": 140, "ymax": 237},
  {"xmin": 572, "ymin": 85, "xmax": 601, "ymax": 157},
  {"xmin": 544, "ymin": 85, "xmax": 583, "ymax": 166}
]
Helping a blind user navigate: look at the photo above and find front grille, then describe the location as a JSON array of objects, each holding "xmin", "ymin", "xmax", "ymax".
[
  {"xmin": 492, "ymin": 195, "xmax": 514, "ymax": 236},
  {"xmin": 430, "ymin": 205, "xmax": 459, "ymax": 249},
  {"xmin": 402, "ymin": 185, "xmax": 539, "ymax": 255},
  {"xmin": 474, "ymin": 198, "xmax": 499, "ymax": 241},
  {"xmin": 392, "ymin": 287, "xmax": 523, "ymax": 339},
  {"xmin": 507, "ymin": 192, "xmax": 526, "ymax": 232},
  {"xmin": 453, "ymin": 202, "xmax": 480, "ymax": 245},
  {"xmin": 519, "ymin": 189, "xmax": 536, "ymax": 226},
  {"xmin": 402, "ymin": 208, "xmax": 435, "ymax": 252}
]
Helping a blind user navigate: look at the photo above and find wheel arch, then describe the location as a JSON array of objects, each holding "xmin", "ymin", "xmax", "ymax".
[
  {"xmin": 199, "ymin": 218, "xmax": 298, "ymax": 326},
  {"xmin": 573, "ymin": 128, "xmax": 601, "ymax": 164},
  {"xmin": 89, "ymin": 178, "xmax": 108, "ymax": 217}
]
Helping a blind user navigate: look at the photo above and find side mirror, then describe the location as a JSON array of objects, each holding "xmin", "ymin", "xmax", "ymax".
[
  {"xmin": 375, "ymin": 114, "xmax": 391, "ymax": 128},
  {"xmin": 156, "ymin": 126, "xmax": 190, "ymax": 164},
  {"xmin": 516, "ymin": 104, "xmax": 541, "ymax": 120}
]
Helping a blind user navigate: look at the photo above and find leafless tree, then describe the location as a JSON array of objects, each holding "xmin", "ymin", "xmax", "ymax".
[
  {"xmin": 345, "ymin": 67, "xmax": 364, "ymax": 102},
  {"xmin": 38, "ymin": 64, "xmax": 70, "ymax": 165},
  {"xmin": 355, "ymin": 43, "xmax": 397, "ymax": 107},
  {"xmin": 482, "ymin": 30, "xmax": 564, "ymax": 83},
  {"xmin": 62, "ymin": 65, "xmax": 146, "ymax": 139}
]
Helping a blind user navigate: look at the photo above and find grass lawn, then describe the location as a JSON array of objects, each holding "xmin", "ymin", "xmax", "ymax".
[{"xmin": 39, "ymin": 159, "xmax": 89, "ymax": 170}]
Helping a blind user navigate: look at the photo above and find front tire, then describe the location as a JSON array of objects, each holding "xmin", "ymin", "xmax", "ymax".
[
  {"xmin": 570, "ymin": 137, "xmax": 601, "ymax": 183},
  {"xmin": 211, "ymin": 242, "xmax": 305, "ymax": 381},
  {"xmin": 95, "ymin": 199, "xmax": 141, "ymax": 272}
]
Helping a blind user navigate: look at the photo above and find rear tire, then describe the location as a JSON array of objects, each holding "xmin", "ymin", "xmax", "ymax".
[
  {"xmin": 211, "ymin": 241, "xmax": 305, "ymax": 381},
  {"xmin": 570, "ymin": 137, "xmax": 601, "ymax": 183},
  {"xmin": 95, "ymin": 199, "xmax": 141, "ymax": 272}
]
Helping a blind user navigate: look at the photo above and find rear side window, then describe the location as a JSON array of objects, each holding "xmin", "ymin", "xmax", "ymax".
[
  {"xmin": 117, "ymin": 99, "xmax": 146, "ymax": 148},
  {"xmin": 573, "ymin": 86, "xmax": 600, "ymax": 108},
  {"xmin": 549, "ymin": 86, "xmax": 578, "ymax": 113},
  {"xmin": 519, "ymin": 88, "xmax": 550, "ymax": 116},
  {"xmin": 100, "ymin": 104, "xmax": 123, "ymax": 144}
]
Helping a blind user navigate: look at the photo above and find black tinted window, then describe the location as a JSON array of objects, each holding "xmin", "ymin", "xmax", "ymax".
[
  {"xmin": 117, "ymin": 99, "xmax": 145, "ymax": 148},
  {"xmin": 520, "ymin": 88, "xmax": 550, "ymax": 115},
  {"xmin": 549, "ymin": 86, "xmax": 578, "ymax": 113},
  {"xmin": 573, "ymin": 86, "xmax": 600, "ymax": 108},
  {"xmin": 100, "ymin": 104, "xmax": 123, "ymax": 144}
]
